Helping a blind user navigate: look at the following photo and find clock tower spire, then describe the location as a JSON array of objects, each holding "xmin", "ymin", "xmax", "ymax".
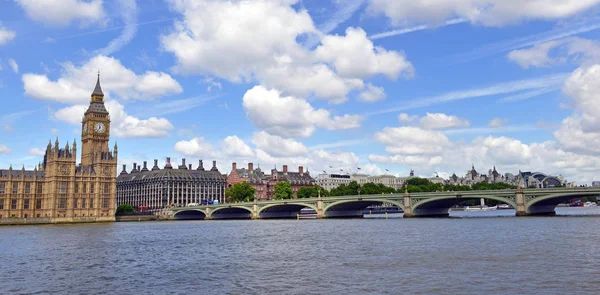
[{"xmin": 81, "ymin": 73, "xmax": 111, "ymax": 166}]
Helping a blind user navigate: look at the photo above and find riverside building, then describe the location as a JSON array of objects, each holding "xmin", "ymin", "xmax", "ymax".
[
  {"xmin": 116, "ymin": 158, "xmax": 227, "ymax": 210},
  {"xmin": 0, "ymin": 75, "xmax": 118, "ymax": 223}
]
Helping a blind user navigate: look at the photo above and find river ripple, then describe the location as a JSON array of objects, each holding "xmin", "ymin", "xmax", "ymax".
[{"xmin": 1, "ymin": 207, "xmax": 600, "ymax": 294}]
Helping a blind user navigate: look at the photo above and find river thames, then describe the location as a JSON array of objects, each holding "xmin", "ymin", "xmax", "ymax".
[{"xmin": 2, "ymin": 207, "xmax": 600, "ymax": 294}]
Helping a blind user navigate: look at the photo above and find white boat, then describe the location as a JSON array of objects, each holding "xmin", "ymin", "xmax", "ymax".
[
  {"xmin": 584, "ymin": 202, "xmax": 598, "ymax": 207},
  {"xmin": 497, "ymin": 204, "xmax": 512, "ymax": 210},
  {"xmin": 464, "ymin": 205, "xmax": 497, "ymax": 211}
]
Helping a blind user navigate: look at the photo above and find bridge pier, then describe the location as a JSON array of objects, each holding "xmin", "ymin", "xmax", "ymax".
[
  {"xmin": 252, "ymin": 200, "xmax": 259, "ymax": 220},
  {"xmin": 403, "ymin": 193, "xmax": 412, "ymax": 218},
  {"xmin": 515, "ymin": 188, "xmax": 528, "ymax": 216}
]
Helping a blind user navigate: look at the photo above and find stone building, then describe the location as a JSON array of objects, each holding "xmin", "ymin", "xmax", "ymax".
[
  {"xmin": 117, "ymin": 158, "xmax": 227, "ymax": 210},
  {"xmin": 226, "ymin": 163, "xmax": 314, "ymax": 200},
  {"xmin": 0, "ymin": 75, "xmax": 117, "ymax": 223},
  {"xmin": 315, "ymin": 173, "xmax": 351, "ymax": 191}
]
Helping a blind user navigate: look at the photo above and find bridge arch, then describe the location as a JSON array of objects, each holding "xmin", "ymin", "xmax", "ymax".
[
  {"xmin": 526, "ymin": 191, "xmax": 600, "ymax": 215},
  {"xmin": 411, "ymin": 195, "xmax": 517, "ymax": 217},
  {"xmin": 210, "ymin": 206, "xmax": 253, "ymax": 220},
  {"xmin": 173, "ymin": 209, "xmax": 207, "ymax": 220},
  {"xmin": 324, "ymin": 198, "xmax": 404, "ymax": 218},
  {"xmin": 258, "ymin": 202, "xmax": 319, "ymax": 219}
]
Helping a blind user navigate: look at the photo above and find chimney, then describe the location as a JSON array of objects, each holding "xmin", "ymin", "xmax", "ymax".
[
  {"xmin": 132, "ymin": 163, "xmax": 137, "ymax": 173},
  {"xmin": 189, "ymin": 164, "xmax": 192, "ymax": 170},
  {"xmin": 283, "ymin": 165, "xmax": 288, "ymax": 173},
  {"xmin": 141, "ymin": 161, "xmax": 149, "ymax": 172},
  {"xmin": 165, "ymin": 157, "xmax": 173, "ymax": 169},
  {"xmin": 299, "ymin": 166, "xmax": 303, "ymax": 174},
  {"xmin": 232, "ymin": 162, "xmax": 237, "ymax": 171},
  {"xmin": 248, "ymin": 162, "xmax": 254, "ymax": 171},
  {"xmin": 152, "ymin": 159, "xmax": 160, "ymax": 171},
  {"xmin": 211, "ymin": 160, "xmax": 218, "ymax": 171},
  {"xmin": 197, "ymin": 160, "xmax": 205, "ymax": 171},
  {"xmin": 182, "ymin": 158, "xmax": 186, "ymax": 166}
]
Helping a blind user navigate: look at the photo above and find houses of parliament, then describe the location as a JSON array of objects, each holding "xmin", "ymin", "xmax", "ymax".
[{"xmin": 0, "ymin": 75, "xmax": 117, "ymax": 224}]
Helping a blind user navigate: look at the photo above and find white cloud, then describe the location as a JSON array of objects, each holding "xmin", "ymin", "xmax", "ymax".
[
  {"xmin": 242, "ymin": 86, "xmax": 363, "ymax": 138},
  {"xmin": 508, "ymin": 37, "xmax": 600, "ymax": 69},
  {"xmin": 174, "ymin": 137, "xmax": 217, "ymax": 158},
  {"xmin": 8, "ymin": 59, "xmax": 18, "ymax": 73},
  {"xmin": 96, "ymin": 0, "xmax": 137, "ymax": 55},
  {"xmin": 507, "ymin": 40, "xmax": 564, "ymax": 68},
  {"xmin": 315, "ymin": 27, "xmax": 414, "ymax": 80},
  {"xmin": 51, "ymin": 128, "xmax": 59, "ymax": 134},
  {"xmin": 53, "ymin": 100, "xmax": 174, "ymax": 138},
  {"xmin": 358, "ymin": 83, "xmax": 386, "ymax": 102},
  {"xmin": 0, "ymin": 144, "xmax": 11, "ymax": 154},
  {"xmin": 16, "ymin": 0, "xmax": 106, "ymax": 27},
  {"xmin": 367, "ymin": 0, "xmax": 600, "ymax": 27},
  {"xmin": 398, "ymin": 113, "xmax": 419, "ymax": 123},
  {"xmin": 370, "ymin": 18, "xmax": 467, "ymax": 40},
  {"xmin": 23, "ymin": 55, "xmax": 182, "ymax": 104},
  {"xmin": 374, "ymin": 126, "xmax": 451, "ymax": 156},
  {"xmin": 489, "ymin": 118, "xmax": 508, "ymax": 127},
  {"xmin": 28, "ymin": 148, "xmax": 46, "ymax": 157},
  {"xmin": 221, "ymin": 136, "xmax": 255, "ymax": 158},
  {"xmin": 252, "ymin": 131, "xmax": 309, "ymax": 157},
  {"xmin": 419, "ymin": 113, "xmax": 470, "ymax": 129},
  {"xmin": 555, "ymin": 64, "xmax": 600, "ymax": 155},
  {"xmin": 0, "ymin": 25, "xmax": 16, "ymax": 45},
  {"xmin": 161, "ymin": 0, "xmax": 409, "ymax": 104}
]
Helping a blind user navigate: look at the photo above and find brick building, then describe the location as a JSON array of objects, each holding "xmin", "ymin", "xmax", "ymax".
[{"xmin": 227, "ymin": 163, "xmax": 315, "ymax": 200}]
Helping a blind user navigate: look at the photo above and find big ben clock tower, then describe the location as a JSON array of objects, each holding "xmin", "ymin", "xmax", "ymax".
[{"xmin": 81, "ymin": 73, "xmax": 111, "ymax": 166}]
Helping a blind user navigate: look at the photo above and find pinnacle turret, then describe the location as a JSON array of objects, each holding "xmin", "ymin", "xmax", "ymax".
[{"xmin": 92, "ymin": 71, "xmax": 104, "ymax": 97}]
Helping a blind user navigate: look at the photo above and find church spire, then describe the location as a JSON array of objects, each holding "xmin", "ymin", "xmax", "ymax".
[{"xmin": 92, "ymin": 71, "xmax": 104, "ymax": 97}]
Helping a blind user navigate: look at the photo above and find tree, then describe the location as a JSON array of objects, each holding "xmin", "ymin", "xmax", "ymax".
[
  {"xmin": 274, "ymin": 181, "xmax": 294, "ymax": 200},
  {"xmin": 296, "ymin": 187, "xmax": 313, "ymax": 199},
  {"xmin": 116, "ymin": 204, "xmax": 134, "ymax": 215},
  {"xmin": 226, "ymin": 182, "xmax": 256, "ymax": 202}
]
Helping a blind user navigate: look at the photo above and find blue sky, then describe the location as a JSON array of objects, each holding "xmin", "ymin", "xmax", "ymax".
[{"xmin": 1, "ymin": 0, "xmax": 600, "ymax": 183}]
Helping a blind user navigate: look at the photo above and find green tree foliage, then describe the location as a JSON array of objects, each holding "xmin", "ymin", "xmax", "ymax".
[
  {"xmin": 225, "ymin": 182, "xmax": 256, "ymax": 202},
  {"xmin": 296, "ymin": 187, "xmax": 313, "ymax": 199},
  {"xmin": 274, "ymin": 181, "xmax": 294, "ymax": 200},
  {"xmin": 297, "ymin": 185, "xmax": 330, "ymax": 198},
  {"xmin": 116, "ymin": 204, "xmax": 134, "ymax": 215}
]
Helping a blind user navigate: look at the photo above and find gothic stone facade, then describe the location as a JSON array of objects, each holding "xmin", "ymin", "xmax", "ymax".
[
  {"xmin": 0, "ymin": 76, "xmax": 117, "ymax": 224},
  {"xmin": 117, "ymin": 158, "xmax": 227, "ymax": 210},
  {"xmin": 227, "ymin": 163, "xmax": 314, "ymax": 200}
]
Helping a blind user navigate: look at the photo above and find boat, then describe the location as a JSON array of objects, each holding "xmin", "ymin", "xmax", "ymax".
[
  {"xmin": 497, "ymin": 204, "xmax": 513, "ymax": 210},
  {"xmin": 298, "ymin": 208, "xmax": 317, "ymax": 219},
  {"xmin": 464, "ymin": 205, "xmax": 497, "ymax": 211},
  {"xmin": 584, "ymin": 201, "xmax": 598, "ymax": 207}
]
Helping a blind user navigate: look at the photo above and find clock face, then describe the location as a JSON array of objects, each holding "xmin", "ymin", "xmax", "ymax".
[
  {"xmin": 83, "ymin": 123, "xmax": 88, "ymax": 135},
  {"xmin": 94, "ymin": 122, "xmax": 106, "ymax": 133}
]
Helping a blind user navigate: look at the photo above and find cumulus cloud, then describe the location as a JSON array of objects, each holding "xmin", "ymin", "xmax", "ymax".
[
  {"xmin": 367, "ymin": 0, "xmax": 600, "ymax": 27},
  {"xmin": 221, "ymin": 136, "xmax": 255, "ymax": 158},
  {"xmin": 242, "ymin": 86, "xmax": 363, "ymax": 138},
  {"xmin": 315, "ymin": 27, "xmax": 414, "ymax": 80},
  {"xmin": 508, "ymin": 37, "xmax": 600, "ymax": 69},
  {"xmin": 398, "ymin": 113, "xmax": 419, "ymax": 123},
  {"xmin": 252, "ymin": 131, "xmax": 309, "ymax": 157},
  {"xmin": 0, "ymin": 25, "xmax": 16, "ymax": 46},
  {"xmin": 418, "ymin": 113, "xmax": 470, "ymax": 129},
  {"xmin": 489, "ymin": 118, "xmax": 508, "ymax": 127},
  {"xmin": 23, "ymin": 55, "xmax": 182, "ymax": 104},
  {"xmin": 174, "ymin": 137, "xmax": 218, "ymax": 159},
  {"xmin": 0, "ymin": 144, "xmax": 11, "ymax": 154},
  {"xmin": 16, "ymin": 0, "xmax": 106, "ymax": 27},
  {"xmin": 52, "ymin": 100, "xmax": 174, "ymax": 138},
  {"xmin": 358, "ymin": 83, "xmax": 386, "ymax": 102},
  {"xmin": 161, "ymin": 0, "xmax": 412, "ymax": 103}
]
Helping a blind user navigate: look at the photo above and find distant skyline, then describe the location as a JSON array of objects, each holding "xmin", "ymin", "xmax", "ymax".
[{"xmin": 1, "ymin": 0, "xmax": 600, "ymax": 183}]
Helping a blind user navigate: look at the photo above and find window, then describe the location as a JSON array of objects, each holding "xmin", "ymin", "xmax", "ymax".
[
  {"xmin": 25, "ymin": 183, "xmax": 31, "ymax": 194},
  {"xmin": 90, "ymin": 199, "xmax": 94, "ymax": 208},
  {"xmin": 102, "ymin": 198, "xmax": 110, "ymax": 209},
  {"xmin": 37, "ymin": 183, "xmax": 43, "ymax": 195},
  {"xmin": 75, "ymin": 183, "xmax": 79, "ymax": 193},
  {"xmin": 0, "ymin": 183, "xmax": 5, "ymax": 194},
  {"xmin": 90, "ymin": 184, "xmax": 95, "ymax": 194},
  {"xmin": 36, "ymin": 199, "xmax": 42, "ymax": 209},
  {"xmin": 24, "ymin": 199, "xmax": 30, "ymax": 209},
  {"xmin": 12, "ymin": 183, "xmax": 18, "ymax": 194},
  {"xmin": 0, "ymin": 199, "xmax": 3, "ymax": 209},
  {"xmin": 11, "ymin": 199, "xmax": 17, "ymax": 209},
  {"xmin": 59, "ymin": 182, "xmax": 68, "ymax": 194},
  {"xmin": 73, "ymin": 199, "xmax": 78, "ymax": 209},
  {"xmin": 82, "ymin": 198, "xmax": 86, "ymax": 209},
  {"xmin": 103, "ymin": 183, "xmax": 110, "ymax": 193},
  {"xmin": 83, "ymin": 183, "xmax": 87, "ymax": 194},
  {"xmin": 58, "ymin": 198, "xmax": 67, "ymax": 209}
]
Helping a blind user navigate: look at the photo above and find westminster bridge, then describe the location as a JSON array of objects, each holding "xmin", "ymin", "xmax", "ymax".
[{"xmin": 172, "ymin": 187, "xmax": 600, "ymax": 220}]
